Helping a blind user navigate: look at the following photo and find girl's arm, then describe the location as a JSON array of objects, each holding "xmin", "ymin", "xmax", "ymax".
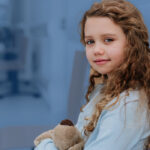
[
  {"xmin": 34, "ymin": 138, "xmax": 58, "ymax": 150},
  {"xmin": 83, "ymin": 98, "xmax": 149, "ymax": 150}
]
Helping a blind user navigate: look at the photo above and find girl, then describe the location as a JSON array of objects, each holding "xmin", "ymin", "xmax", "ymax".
[{"xmin": 34, "ymin": 0, "xmax": 150, "ymax": 149}]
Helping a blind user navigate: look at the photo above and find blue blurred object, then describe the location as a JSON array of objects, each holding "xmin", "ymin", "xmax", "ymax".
[
  {"xmin": 7, "ymin": 148, "xmax": 33, "ymax": 150},
  {"xmin": 0, "ymin": 27, "xmax": 41, "ymax": 98}
]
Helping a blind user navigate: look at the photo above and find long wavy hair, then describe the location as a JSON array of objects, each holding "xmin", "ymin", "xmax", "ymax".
[{"xmin": 80, "ymin": 0, "xmax": 150, "ymax": 149}]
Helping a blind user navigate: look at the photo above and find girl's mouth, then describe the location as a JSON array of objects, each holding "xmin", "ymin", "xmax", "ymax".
[{"xmin": 94, "ymin": 59, "xmax": 110, "ymax": 65}]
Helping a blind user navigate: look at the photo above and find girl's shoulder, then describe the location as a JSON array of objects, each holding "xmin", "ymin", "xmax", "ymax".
[
  {"xmin": 102, "ymin": 89, "xmax": 149, "ymax": 128},
  {"xmin": 89, "ymin": 85, "xmax": 141, "ymax": 104},
  {"xmin": 106, "ymin": 89, "xmax": 142, "ymax": 110},
  {"xmin": 122, "ymin": 89, "xmax": 141, "ymax": 103},
  {"xmin": 88, "ymin": 83, "xmax": 103, "ymax": 100},
  {"xmin": 83, "ymin": 84, "xmax": 103, "ymax": 111}
]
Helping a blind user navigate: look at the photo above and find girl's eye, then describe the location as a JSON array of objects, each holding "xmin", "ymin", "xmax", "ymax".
[
  {"xmin": 85, "ymin": 40, "xmax": 94, "ymax": 45},
  {"xmin": 104, "ymin": 38, "xmax": 114, "ymax": 43}
]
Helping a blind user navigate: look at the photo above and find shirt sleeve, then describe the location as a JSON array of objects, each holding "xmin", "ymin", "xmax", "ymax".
[
  {"xmin": 84, "ymin": 99, "xmax": 146, "ymax": 150},
  {"xmin": 34, "ymin": 139, "xmax": 58, "ymax": 150}
]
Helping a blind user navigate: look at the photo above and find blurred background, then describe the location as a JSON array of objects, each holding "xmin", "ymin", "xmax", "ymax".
[{"xmin": 0, "ymin": 0, "xmax": 149, "ymax": 150}]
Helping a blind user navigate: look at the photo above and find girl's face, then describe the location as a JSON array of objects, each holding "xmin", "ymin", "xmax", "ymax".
[{"xmin": 84, "ymin": 17, "xmax": 127, "ymax": 75}]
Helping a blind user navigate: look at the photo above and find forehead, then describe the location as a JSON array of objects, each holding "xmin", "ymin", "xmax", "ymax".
[{"xmin": 84, "ymin": 17, "xmax": 124, "ymax": 37}]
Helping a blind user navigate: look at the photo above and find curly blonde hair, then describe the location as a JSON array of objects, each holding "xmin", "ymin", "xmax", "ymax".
[{"xmin": 80, "ymin": 0, "xmax": 150, "ymax": 149}]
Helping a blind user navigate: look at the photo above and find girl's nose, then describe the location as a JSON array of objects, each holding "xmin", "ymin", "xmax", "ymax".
[{"xmin": 93, "ymin": 44, "xmax": 105, "ymax": 55}]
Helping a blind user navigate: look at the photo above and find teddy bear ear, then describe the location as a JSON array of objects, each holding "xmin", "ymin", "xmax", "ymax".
[{"xmin": 60, "ymin": 119, "xmax": 74, "ymax": 126}]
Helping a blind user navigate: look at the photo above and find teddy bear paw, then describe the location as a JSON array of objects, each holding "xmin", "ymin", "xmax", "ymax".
[{"xmin": 34, "ymin": 140, "xmax": 40, "ymax": 146}]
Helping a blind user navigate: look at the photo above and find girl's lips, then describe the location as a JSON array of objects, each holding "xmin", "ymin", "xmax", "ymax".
[{"xmin": 94, "ymin": 59, "xmax": 110, "ymax": 65}]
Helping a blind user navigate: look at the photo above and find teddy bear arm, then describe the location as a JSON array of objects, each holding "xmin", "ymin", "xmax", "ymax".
[
  {"xmin": 68, "ymin": 141, "xmax": 84, "ymax": 150},
  {"xmin": 34, "ymin": 129, "xmax": 53, "ymax": 146}
]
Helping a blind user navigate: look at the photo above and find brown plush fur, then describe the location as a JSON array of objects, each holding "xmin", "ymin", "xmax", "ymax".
[{"xmin": 34, "ymin": 120, "xmax": 84, "ymax": 150}]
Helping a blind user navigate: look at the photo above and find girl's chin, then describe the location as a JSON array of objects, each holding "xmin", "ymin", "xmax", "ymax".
[{"xmin": 95, "ymin": 70, "xmax": 110, "ymax": 75}]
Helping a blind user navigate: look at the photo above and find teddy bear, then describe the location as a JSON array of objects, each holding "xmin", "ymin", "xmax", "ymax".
[{"xmin": 34, "ymin": 119, "xmax": 84, "ymax": 150}]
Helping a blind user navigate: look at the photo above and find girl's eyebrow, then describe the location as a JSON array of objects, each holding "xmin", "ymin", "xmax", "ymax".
[
  {"xmin": 84, "ymin": 35, "xmax": 93, "ymax": 39},
  {"xmin": 85, "ymin": 33, "xmax": 117, "ymax": 39},
  {"xmin": 102, "ymin": 33, "xmax": 117, "ymax": 37}
]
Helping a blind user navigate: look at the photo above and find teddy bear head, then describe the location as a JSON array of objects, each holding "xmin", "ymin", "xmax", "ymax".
[{"xmin": 51, "ymin": 120, "xmax": 83, "ymax": 150}]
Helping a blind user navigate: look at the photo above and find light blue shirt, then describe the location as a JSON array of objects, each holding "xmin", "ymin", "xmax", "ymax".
[{"xmin": 34, "ymin": 84, "xmax": 150, "ymax": 150}]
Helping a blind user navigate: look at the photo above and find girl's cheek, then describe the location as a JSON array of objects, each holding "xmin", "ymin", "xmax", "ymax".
[
  {"xmin": 87, "ymin": 54, "xmax": 92, "ymax": 63},
  {"xmin": 85, "ymin": 52, "xmax": 89, "ymax": 59},
  {"xmin": 86, "ymin": 48, "xmax": 91, "ymax": 54},
  {"xmin": 85, "ymin": 49, "xmax": 88, "ymax": 56},
  {"xmin": 85, "ymin": 51, "xmax": 90, "ymax": 60}
]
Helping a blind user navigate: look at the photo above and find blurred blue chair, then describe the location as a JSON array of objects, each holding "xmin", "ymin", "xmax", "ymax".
[{"xmin": 67, "ymin": 50, "xmax": 89, "ymax": 123}]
